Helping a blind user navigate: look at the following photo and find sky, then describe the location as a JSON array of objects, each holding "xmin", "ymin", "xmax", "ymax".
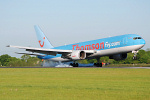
[{"xmin": 0, "ymin": 0, "xmax": 150, "ymax": 57}]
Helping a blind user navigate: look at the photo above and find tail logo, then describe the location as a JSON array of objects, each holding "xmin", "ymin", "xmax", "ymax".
[{"xmin": 39, "ymin": 37, "xmax": 45, "ymax": 47}]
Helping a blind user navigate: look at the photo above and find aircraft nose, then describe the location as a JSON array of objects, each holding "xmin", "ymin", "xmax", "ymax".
[
  {"xmin": 141, "ymin": 39, "xmax": 146, "ymax": 46},
  {"xmin": 142, "ymin": 39, "xmax": 146, "ymax": 44}
]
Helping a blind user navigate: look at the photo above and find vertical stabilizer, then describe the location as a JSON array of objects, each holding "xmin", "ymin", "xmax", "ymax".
[{"xmin": 34, "ymin": 25, "xmax": 54, "ymax": 49}]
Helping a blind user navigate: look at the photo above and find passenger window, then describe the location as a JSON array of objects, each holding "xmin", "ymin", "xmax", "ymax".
[{"xmin": 138, "ymin": 37, "xmax": 142, "ymax": 39}]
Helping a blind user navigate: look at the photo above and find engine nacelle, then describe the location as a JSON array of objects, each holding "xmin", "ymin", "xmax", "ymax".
[
  {"xmin": 109, "ymin": 53, "xmax": 127, "ymax": 61},
  {"xmin": 70, "ymin": 51, "xmax": 86, "ymax": 60}
]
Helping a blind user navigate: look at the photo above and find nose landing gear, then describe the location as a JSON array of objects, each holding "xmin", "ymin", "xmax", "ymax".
[{"xmin": 132, "ymin": 51, "xmax": 138, "ymax": 60}]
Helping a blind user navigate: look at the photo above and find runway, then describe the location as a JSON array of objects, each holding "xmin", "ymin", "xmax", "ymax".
[
  {"xmin": 103, "ymin": 67, "xmax": 150, "ymax": 69},
  {"xmin": 0, "ymin": 67, "xmax": 150, "ymax": 69}
]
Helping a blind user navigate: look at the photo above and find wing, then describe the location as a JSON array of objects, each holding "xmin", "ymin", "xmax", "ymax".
[{"xmin": 7, "ymin": 45, "xmax": 95, "ymax": 56}]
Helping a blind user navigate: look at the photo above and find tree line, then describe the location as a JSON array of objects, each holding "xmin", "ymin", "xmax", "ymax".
[
  {"xmin": 0, "ymin": 49, "xmax": 150, "ymax": 67},
  {"xmin": 0, "ymin": 54, "xmax": 41, "ymax": 67}
]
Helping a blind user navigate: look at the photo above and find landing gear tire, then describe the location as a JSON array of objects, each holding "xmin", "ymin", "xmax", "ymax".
[
  {"xmin": 94, "ymin": 63, "xmax": 102, "ymax": 67},
  {"xmin": 70, "ymin": 63, "xmax": 79, "ymax": 67},
  {"xmin": 133, "ymin": 56, "xmax": 137, "ymax": 60}
]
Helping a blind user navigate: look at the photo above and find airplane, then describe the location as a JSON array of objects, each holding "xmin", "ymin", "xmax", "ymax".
[{"xmin": 7, "ymin": 25, "xmax": 146, "ymax": 67}]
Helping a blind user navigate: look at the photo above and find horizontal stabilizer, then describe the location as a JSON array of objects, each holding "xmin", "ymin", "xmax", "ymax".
[{"xmin": 15, "ymin": 52, "xmax": 46, "ymax": 56}]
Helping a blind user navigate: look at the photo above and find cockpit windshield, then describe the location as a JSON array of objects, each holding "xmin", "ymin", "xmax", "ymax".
[{"xmin": 133, "ymin": 37, "xmax": 142, "ymax": 40}]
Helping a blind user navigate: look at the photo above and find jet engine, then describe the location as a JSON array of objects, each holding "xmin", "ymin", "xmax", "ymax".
[
  {"xmin": 70, "ymin": 51, "xmax": 86, "ymax": 60},
  {"xmin": 109, "ymin": 53, "xmax": 127, "ymax": 61}
]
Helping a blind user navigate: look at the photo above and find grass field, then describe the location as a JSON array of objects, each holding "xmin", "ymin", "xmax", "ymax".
[{"xmin": 0, "ymin": 68, "xmax": 150, "ymax": 100}]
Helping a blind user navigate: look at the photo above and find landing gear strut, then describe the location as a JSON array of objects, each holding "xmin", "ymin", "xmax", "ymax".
[
  {"xmin": 132, "ymin": 51, "xmax": 138, "ymax": 60},
  {"xmin": 94, "ymin": 57, "xmax": 102, "ymax": 67}
]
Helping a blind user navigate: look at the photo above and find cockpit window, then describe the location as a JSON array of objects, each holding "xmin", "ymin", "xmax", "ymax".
[
  {"xmin": 133, "ymin": 37, "xmax": 137, "ymax": 40},
  {"xmin": 133, "ymin": 37, "xmax": 142, "ymax": 40}
]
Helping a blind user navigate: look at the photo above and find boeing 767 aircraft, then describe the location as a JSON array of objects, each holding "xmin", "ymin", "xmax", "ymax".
[{"xmin": 7, "ymin": 26, "xmax": 145, "ymax": 67}]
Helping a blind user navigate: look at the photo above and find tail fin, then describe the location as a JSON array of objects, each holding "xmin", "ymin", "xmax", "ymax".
[{"xmin": 34, "ymin": 25, "xmax": 54, "ymax": 49}]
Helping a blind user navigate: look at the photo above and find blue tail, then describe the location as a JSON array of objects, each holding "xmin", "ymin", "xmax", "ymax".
[{"xmin": 34, "ymin": 25, "xmax": 54, "ymax": 49}]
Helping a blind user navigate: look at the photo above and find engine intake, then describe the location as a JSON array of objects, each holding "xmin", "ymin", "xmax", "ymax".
[{"xmin": 70, "ymin": 51, "xmax": 86, "ymax": 60}]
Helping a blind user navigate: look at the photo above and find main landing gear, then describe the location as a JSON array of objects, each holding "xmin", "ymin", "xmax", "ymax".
[
  {"xmin": 70, "ymin": 63, "xmax": 79, "ymax": 67},
  {"xmin": 94, "ymin": 57, "xmax": 102, "ymax": 67},
  {"xmin": 94, "ymin": 63, "xmax": 102, "ymax": 67},
  {"xmin": 132, "ymin": 51, "xmax": 138, "ymax": 60},
  {"xmin": 70, "ymin": 57, "xmax": 103, "ymax": 67}
]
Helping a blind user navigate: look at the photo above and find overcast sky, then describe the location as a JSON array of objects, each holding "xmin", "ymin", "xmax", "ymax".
[{"xmin": 0, "ymin": 0, "xmax": 150, "ymax": 57}]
